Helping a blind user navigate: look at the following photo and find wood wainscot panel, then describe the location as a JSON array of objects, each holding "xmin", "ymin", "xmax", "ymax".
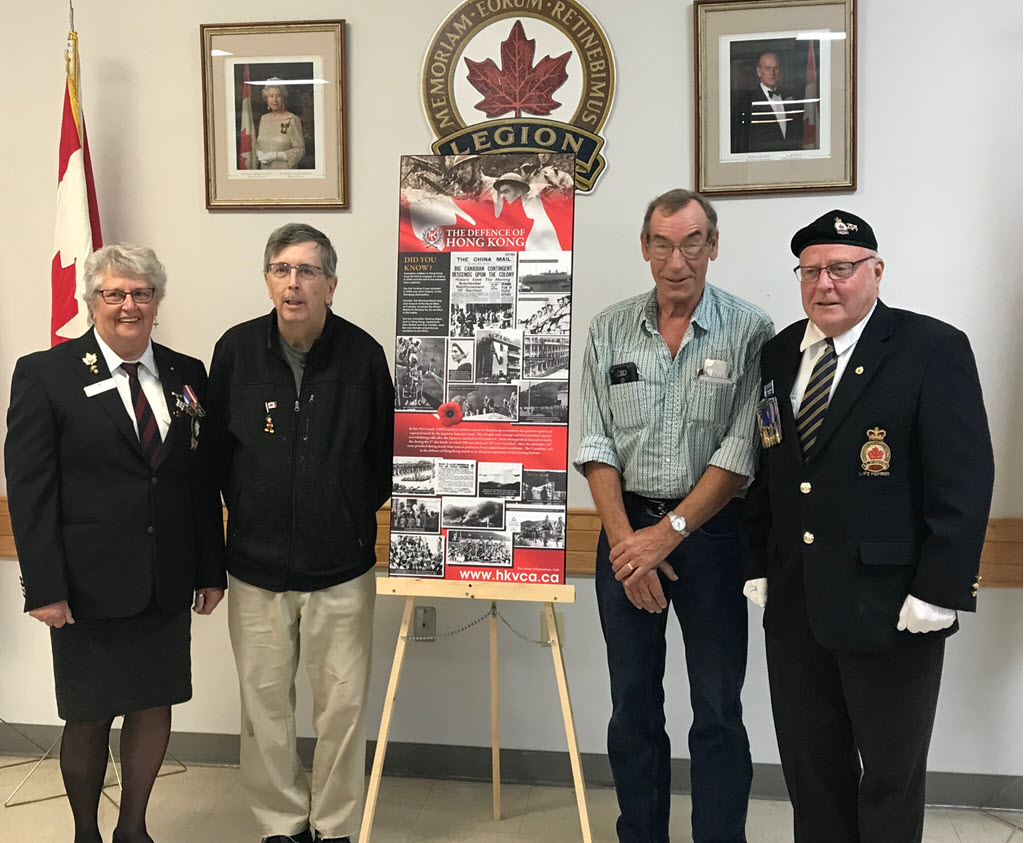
[{"xmin": 1, "ymin": 498, "xmax": 1019, "ymax": 588}]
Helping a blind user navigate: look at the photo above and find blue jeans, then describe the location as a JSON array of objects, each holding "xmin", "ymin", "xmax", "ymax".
[{"xmin": 595, "ymin": 495, "xmax": 752, "ymax": 843}]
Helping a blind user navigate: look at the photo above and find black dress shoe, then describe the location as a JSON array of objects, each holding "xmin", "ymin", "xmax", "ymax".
[
  {"xmin": 262, "ymin": 830, "xmax": 314, "ymax": 843},
  {"xmin": 315, "ymin": 837, "xmax": 351, "ymax": 843}
]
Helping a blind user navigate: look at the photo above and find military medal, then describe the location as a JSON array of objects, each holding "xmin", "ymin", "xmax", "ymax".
[
  {"xmin": 82, "ymin": 352, "xmax": 99, "ymax": 375},
  {"xmin": 860, "ymin": 427, "xmax": 891, "ymax": 473},
  {"xmin": 755, "ymin": 397, "xmax": 782, "ymax": 448},
  {"xmin": 264, "ymin": 401, "xmax": 277, "ymax": 434},
  {"xmin": 176, "ymin": 385, "xmax": 206, "ymax": 451}
]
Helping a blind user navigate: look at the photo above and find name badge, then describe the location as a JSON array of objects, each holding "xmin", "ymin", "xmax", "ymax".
[
  {"xmin": 756, "ymin": 397, "xmax": 782, "ymax": 448},
  {"xmin": 83, "ymin": 378, "xmax": 117, "ymax": 397}
]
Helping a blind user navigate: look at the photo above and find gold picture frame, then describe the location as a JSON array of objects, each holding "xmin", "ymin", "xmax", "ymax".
[
  {"xmin": 694, "ymin": 0, "xmax": 856, "ymax": 197},
  {"xmin": 200, "ymin": 20, "xmax": 348, "ymax": 209}
]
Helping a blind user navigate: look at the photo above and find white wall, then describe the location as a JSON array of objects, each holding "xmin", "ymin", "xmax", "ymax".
[{"xmin": 0, "ymin": 0, "xmax": 1019, "ymax": 776}]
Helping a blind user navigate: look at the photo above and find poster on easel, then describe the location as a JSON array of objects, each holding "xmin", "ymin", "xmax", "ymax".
[{"xmin": 391, "ymin": 153, "xmax": 574, "ymax": 585}]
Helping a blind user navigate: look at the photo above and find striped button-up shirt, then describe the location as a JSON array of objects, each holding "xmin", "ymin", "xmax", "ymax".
[{"xmin": 574, "ymin": 284, "xmax": 774, "ymax": 498}]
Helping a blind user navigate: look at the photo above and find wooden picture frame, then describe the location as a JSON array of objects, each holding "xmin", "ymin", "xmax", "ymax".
[
  {"xmin": 200, "ymin": 20, "xmax": 348, "ymax": 209},
  {"xmin": 694, "ymin": 0, "xmax": 856, "ymax": 197}
]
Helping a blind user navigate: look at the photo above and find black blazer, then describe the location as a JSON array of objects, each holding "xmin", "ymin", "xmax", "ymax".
[
  {"xmin": 732, "ymin": 88, "xmax": 803, "ymax": 154},
  {"xmin": 742, "ymin": 302, "xmax": 994, "ymax": 651},
  {"xmin": 4, "ymin": 331, "xmax": 226, "ymax": 619}
]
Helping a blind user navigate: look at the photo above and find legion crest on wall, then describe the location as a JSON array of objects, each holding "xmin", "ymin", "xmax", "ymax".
[{"xmin": 421, "ymin": 0, "xmax": 616, "ymax": 192}]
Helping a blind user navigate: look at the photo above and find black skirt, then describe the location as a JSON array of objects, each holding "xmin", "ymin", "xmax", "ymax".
[{"xmin": 50, "ymin": 608, "xmax": 192, "ymax": 722}]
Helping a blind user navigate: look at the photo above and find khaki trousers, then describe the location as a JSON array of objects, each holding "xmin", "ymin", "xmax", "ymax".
[{"xmin": 228, "ymin": 569, "xmax": 375, "ymax": 839}]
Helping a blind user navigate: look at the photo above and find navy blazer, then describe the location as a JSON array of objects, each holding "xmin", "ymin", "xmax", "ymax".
[
  {"xmin": 5, "ymin": 331, "xmax": 226, "ymax": 619},
  {"xmin": 742, "ymin": 301, "xmax": 994, "ymax": 651}
]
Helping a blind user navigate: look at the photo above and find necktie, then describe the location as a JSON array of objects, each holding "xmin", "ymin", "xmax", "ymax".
[
  {"xmin": 122, "ymin": 362, "xmax": 162, "ymax": 468},
  {"xmin": 796, "ymin": 339, "xmax": 837, "ymax": 457}
]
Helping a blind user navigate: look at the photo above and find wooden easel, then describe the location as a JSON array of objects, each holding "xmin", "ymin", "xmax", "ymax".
[{"xmin": 359, "ymin": 578, "xmax": 592, "ymax": 842}]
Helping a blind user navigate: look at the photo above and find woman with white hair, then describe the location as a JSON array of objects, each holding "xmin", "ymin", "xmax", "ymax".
[
  {"xmin": 4, "ymin": 243, "xmax": 226, "ymax": 843},
  {"xmin": 256, "ymin": 77, "xmax": 306, "ymax": 169}
]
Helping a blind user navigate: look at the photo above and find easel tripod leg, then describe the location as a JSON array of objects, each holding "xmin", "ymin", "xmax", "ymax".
[
  {"xmin": 490, "ymin": 601, "xmax": 500, "ymax": 820},
  {"xmin": 545, "ymin": 602, "xmax": 592, "ymax": 843},
  {"xmin": 359, "ymin": 595, "xmax": 415, "ymax": 843}
]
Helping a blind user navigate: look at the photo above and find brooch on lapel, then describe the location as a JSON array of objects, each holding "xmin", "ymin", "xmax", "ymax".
[
  {"xmin": 859, "ymin": 427, "xmax": 891, "ymax": 475},
  {"xmin": 82, "ymin": 353, "xmax": 99, "ymax": 375}
]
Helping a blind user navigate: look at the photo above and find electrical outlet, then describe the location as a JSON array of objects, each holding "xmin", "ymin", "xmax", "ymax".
[
  {"xmin": 540, "ymin": 609, "xmax": 565, "ymax": 647},
  {"xmin": 414, "ymin": 605, "xmax": 436, "ymax": 640}
]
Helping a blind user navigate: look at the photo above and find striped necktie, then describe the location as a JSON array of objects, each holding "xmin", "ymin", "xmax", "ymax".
[
  {"xmin": 796, "ymin": 339, "xmax": 837, "ymax": 457},
  {"xmin": 122, "ymin": 362, "xmax": 162, "ymax": 468}
]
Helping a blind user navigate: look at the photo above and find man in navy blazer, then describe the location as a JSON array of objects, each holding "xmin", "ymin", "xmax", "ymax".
[{"xmin": 742, "ymin": 210, "xmax": 994, "ymax": 842}]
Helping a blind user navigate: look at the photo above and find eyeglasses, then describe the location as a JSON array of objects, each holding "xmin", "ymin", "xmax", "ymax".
[
  {"xmin": 267, "ymin": 262, "xmax": 327, "ymax": 281},
  {"xmin": 646, "ymin": 235, "xmax": 714, "ymax": 261},
  {"xmin": 793, "ymin": 256, "xmax": 875, "ymax": 284},
  {"xmin": 97, "ymin": 288, "xmax": 156, "ymax": 304}
]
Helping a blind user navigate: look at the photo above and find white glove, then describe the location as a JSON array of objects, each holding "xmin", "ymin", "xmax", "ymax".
[
  {"xmin": 256, "ymin": 150, "xmax": 271, "ymax": 164},
  {"xmin": 896, "ymin": 594, "xmax": 956, "ymax": 633},
  {"xmin": 743, "ymin": 578, "xmax": 767, "ymax": 608}
]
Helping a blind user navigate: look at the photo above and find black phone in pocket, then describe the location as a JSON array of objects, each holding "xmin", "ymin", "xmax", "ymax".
[{"xmin": 609, "ymin": 362, "xmax": 639, "ymax": 384}]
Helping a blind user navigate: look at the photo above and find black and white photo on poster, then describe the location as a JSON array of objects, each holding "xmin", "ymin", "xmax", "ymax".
[
  {"xmin": 390, "ymin": 496, "xmax": 441, "ymax": 533},
  {"xmin": 446, "ymin": 529, "xmax": 514, "ymax": 567},
  {"xmin": 397, "ymin": 252, "xmax": 451, "ymax": 336},
  {"xmin": 441, "ymin": 496, "xmax": 505, "ymax": 530},
  {"xmin": 518, "ymin": 294, "xmax": 570, "ymax": 335},
  {"xmin": 436, "ymin": 458, "xmax": 477, "ymax": 496},
  {"xmin": 393, "ymin": 456, "xmax": 437, "ymax": 495},
  {"xmin": 517, "ymin": 252, "xmax": 572, "ymax": 294},
  {"xmin": 518, "ymin": 380, "xmax": 569, "ymax": 424},
  {"xmin": 474, "ymin": 328, "xmax": 522, "ymax": 383},
  {"xmin": 506, "ymin": 504, "xmax": 566, "ymax": 549},
  {"xmin": 395, "ymin": 336, "xmax": 446, "ymax": 410},
  {"xmin": 390, "ymin": 533, "xmax": 445, "ymax": 578},
  {"xmin": 523, "ymin": 335, "xmax": 570, "ymax": 379},
  {"xmin": 522, "ymin": 469, "xmax": 567, "ymax": 503},
  {"xmin": 477, "ymin": 462, "xmax": 523, "ymax": 499},
  {"xmin": 446, "ymin": 383, "xmax": 518, "ymax": 421},
  {"xmin": 447, "ymin": 338, "xmax": 475, "ymax": 382},
  {"xmin": 449, "ymin": 253, "xmax": 515, "ymax": 336}
]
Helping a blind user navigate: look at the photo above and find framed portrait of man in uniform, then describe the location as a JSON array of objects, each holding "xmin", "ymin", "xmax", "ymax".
[{"xmin": 693, "ymin": 0, "xmax": 857, "ymax": 196}]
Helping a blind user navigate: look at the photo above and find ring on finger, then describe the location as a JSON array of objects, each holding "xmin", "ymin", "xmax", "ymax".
[{"xmin": 626, "ymin": 562, "xmax": 635, "ymax": 572}]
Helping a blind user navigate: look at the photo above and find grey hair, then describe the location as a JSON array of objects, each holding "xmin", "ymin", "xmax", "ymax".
[
  {"xmin": 263, "ymin": 223, "xmax": 338, "ymax": 277},
  {"xmin": 261, "ymin": 78, "xmax": 289, "ymax": 106},
  {"xmin": 82, "ymin": 244, "xmax": 167, "ymax": 326},
  {"xmin": 641, "ymin": 189, "xmax": 718, "ymax": 239}
]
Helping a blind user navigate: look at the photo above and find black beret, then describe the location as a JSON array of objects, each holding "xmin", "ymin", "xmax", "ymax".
[{"xmin": 790, "ymin": 210, "xmax": 877, "ymax": 257}]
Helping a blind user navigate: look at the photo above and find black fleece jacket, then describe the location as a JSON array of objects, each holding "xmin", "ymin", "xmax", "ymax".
[{"xmin": 208, "ymin": 310, "xmax": 394, "ymax": 591}]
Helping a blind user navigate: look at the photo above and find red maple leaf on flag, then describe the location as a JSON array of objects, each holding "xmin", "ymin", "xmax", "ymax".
[{"xmin": 464, "ymin": 20, "xmax": 571, "ymax": 119}]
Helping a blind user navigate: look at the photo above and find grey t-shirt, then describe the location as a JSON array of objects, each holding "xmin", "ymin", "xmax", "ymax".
[{"xmin": 278, "ymin": 333, "xmax": 308, "ymax": 394}]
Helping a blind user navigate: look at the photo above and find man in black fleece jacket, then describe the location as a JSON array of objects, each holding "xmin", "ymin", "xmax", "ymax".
[{"xmin": 208, "ymin": 223, "xmax": 394, "ymax": 843}]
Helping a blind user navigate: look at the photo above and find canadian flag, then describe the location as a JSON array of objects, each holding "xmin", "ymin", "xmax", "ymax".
[
  {"xmin": 239, "ymin": 64, "xmax": 256, "ymax": 169},
  {"xmin": 52, "ymin": 30, "xmax": 102, "ymax": 346}
]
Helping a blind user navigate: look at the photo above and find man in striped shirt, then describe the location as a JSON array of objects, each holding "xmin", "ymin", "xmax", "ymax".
[{"xmin": 574, "ymin": 189, "xmax": 773, "ymax": 843}]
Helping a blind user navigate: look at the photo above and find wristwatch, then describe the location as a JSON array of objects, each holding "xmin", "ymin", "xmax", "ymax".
[{"xmin": 667, "ymin": 512, "xmax": 690, "ymax": 538}]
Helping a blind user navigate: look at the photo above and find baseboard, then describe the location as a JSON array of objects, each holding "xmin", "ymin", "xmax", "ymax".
[{"xmin": 0, "ymin": 723, "xmax": 1018, "ymax": 810}]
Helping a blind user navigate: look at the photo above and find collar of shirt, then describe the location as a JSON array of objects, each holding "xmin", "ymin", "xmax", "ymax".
[
  {"xmin": 760, "ymin": 83, "xmax": 777, "ymax": 98},
  {"xmin": 639, "ymin": 285, "xmax": 717, "ymax": 337},
  {"xmin": 93, "ymin": 328, "xmax": 158, "ymax": 378},
  {"xmin": 798, "ymin": 300, "xmax": 878, "ymax": 358}
]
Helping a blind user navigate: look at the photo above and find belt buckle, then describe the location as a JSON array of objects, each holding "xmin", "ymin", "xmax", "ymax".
[{"xmin": 642, "ymin": 497, "xmax": 670, "ymax": 518}]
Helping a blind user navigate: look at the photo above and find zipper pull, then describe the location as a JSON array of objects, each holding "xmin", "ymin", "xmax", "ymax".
[{"xmin": 294, "ymin": 399, "xmax": 300, "ymax": 412}]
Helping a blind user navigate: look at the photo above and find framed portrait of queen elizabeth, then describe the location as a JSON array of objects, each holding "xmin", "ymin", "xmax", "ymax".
[{"xmin": 200, "ymin": 20, "xmax": 348, "ymax": 208}]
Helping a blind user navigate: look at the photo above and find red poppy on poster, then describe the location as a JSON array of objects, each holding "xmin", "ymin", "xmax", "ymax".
[{"xmin": 391, "ymin": 154, "xmax": 574, "ymax": 584}]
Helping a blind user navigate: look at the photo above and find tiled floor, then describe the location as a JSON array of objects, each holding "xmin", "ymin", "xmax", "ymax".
[{"xmin": 0, "ymin": 755, "xmax": 1019, "ymax": 842}]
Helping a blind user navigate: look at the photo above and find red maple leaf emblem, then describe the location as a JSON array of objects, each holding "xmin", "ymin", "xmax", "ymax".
[
  {"xmin": 866, "ymin": 445, "xmax": 885, "ymax": 461},
  {"xmin": 464, "ymin": 20, "xmax": 571, "ymax": 119}
]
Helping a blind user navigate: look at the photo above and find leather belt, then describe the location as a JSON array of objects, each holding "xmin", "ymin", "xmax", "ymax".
[{"xmin": 628, "ymin": 493, "xmax": 682, "ymax": 519}]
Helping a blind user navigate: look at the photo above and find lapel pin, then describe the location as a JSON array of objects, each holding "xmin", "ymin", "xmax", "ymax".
[
  {"xmin": 855, "ymin": 365, "xmax": 864, "ymax": 375},
  {"xmin": 82, "ymin": 353, "xmax": 99, "ymax": 375}
]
